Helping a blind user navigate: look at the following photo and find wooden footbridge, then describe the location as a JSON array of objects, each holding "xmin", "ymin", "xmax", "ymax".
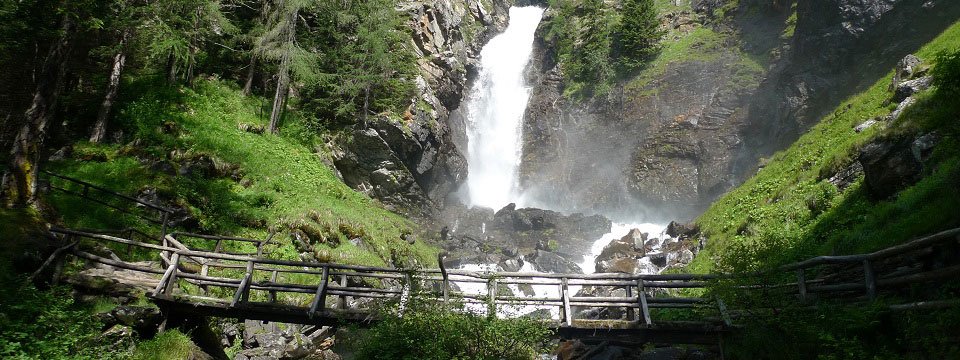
[{"xmin": 40, "ymin": 171, "xmax": 960, "ymax": 346}]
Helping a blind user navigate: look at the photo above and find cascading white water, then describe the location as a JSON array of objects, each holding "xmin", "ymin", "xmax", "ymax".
[
  {"xmin": 464, "ymin": 6, "xmax": 544, "ymax": 210},
  {"xmin": 456, "ymin": 9, "xmax": 670, "ymax": 320}
]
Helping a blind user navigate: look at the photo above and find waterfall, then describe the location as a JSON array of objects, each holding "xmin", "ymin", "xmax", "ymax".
[
  {"xmin": 464, "ymin": 6, "xmax": 544, "ymax": 210},
  {"xmin": 459, "ymin": 7, "xmax": 669, "ymax": 288}
]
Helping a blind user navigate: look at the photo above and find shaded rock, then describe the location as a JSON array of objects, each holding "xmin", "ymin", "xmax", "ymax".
[
  {"xmin": 666, "ymin": 221, "xmax": 698, "ymax": 239},
  {"xmin": 828, "ymin": 161, "xmax": 864, "ymax": 191},
  {"xmin": 859, "ymin": 133, "xmax": 939, "ymax": 199},
  {"xmin": 893, "ymin": 76, "xmax": 932, "ymax": 103},
  {"xmin": 891, "ymin": 54, "xmax": 923, "ymax": 90},
  {"xmin": 530, "ymin": 250, "xmax": 581, "ymax": 274},
  {"xmin": 888, "ymin": 96, "xmax": 917, "ymax": 121},
  {"xmin": 855, "ymin": 118, "xmax": 879, "ymax": 133}
]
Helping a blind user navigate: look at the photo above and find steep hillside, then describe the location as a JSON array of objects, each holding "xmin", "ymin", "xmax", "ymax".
[
  {"xmin": 691, "ymin": 21, "xmax": 960, "ymax": 273},
  {"xmin": 517, "ymin": 0, "xmax": 960, "ymax": 221}
]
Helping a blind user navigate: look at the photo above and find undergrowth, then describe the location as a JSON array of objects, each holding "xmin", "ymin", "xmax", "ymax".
[{"xmin": 46, "ymin": 79, "xmax": 436, "ymax": 267}]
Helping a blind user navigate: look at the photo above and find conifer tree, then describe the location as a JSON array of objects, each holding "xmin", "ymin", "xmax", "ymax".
[{"xmin": 615, "ymin": 0, "xmax": 663, "ymax": 69}]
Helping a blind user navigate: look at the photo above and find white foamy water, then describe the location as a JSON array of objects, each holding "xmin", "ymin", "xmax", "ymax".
[
  {"xmin": 579, "ymin": 223, "xmax": 668, "ymax": 274},
  {"xmin": 464, "ymin": 6, "xmax": 544, "ymax": 210}
]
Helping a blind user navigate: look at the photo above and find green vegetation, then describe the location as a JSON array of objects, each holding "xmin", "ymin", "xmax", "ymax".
[
  {"xmin": 131, "ymin": 330, "xmax": 201, "ymax": 360},
  {"xmin": 48, "ymin": 79, "xmax": 436, "ymax": 267},
  {"xmin": 691, "ymin": 21, "xmax": 960, "ymax": 359},
  {"xmin": 0, "ymin": 280, "xmax": 124, "ymax": 359},
  {"xmin": 544, "ymin": 0, "xmax": 663, "ymax": 98},
  {"xmin": 351, "ymin": 300, "xmax": 551, "ymax": 360},
  {"xmin": 692, "ymin": 22, "xmax": 960, "ymax": 273}
]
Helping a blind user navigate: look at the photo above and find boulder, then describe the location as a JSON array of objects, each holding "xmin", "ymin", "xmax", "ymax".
[
  {"xmin": 854, "ymin": 118, "xmax": 879, "ymax": 133},
  {"xmin": 859, "ymin": 133, "xmax": 939, "ymax": 199},
  {"xmin": 530, "ymin": 250, "xmax": 582, "ymax": 274},
  {"xmin": 893, "ymin": 76, "xmax": 932, "ymax": 103},
  {"xmin": 665, "ymin": 221, "xmax": 698, "ymax": 239},
  {"xmin": 891, "ymin": 54, "xmax": 923, "ymax": 90}
]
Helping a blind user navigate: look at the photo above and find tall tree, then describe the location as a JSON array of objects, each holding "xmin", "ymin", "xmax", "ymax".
[
  {"xmin": 141, "ymin": 0, "xmax": 234, "ymax": 85},
  {"xmin": 256, "ymin": 0, "xmax": 315, "ymax": 134},
  {"xmin": 90, "ymin": 1, "xmax": 133, "ymax": 144},
  {"xmin": 6, "ymin": 15, "xmax": 77, "ymax": 206},
  {"xmin": 615, "ymin": 0, "xmax": 662, "ymax": 69}
]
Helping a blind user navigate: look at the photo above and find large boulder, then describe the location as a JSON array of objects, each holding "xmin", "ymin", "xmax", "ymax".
[{"xmin": 859, "ymin": 133, "xmax": 939, "ymax": 199}]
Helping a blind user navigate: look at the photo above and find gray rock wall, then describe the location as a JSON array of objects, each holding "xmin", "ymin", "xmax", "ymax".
[{"xmin": 517, "ymin": 0, "xmax": 960, "ymax": 221}]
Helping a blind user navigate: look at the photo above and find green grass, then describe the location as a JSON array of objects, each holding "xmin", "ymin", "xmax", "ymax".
[
  {"xmin": 690, "ymin": 20, "xmax": 960, "ymax": 274},
  {"xmin": 47, "ymin": 79, "xmax": 437, "ymax": 267},
  {"xmin": 131, "ymin": 330, "xmax": 199, "ymax": 360}
]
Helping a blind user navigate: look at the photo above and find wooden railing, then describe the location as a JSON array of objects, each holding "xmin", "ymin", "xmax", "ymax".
[
  {"xmin": 41, "ymin": 170, "xmax": 175, "ymax": 240},
  {"xmin": 50, "ymin": 225, "xmax": 960, "ymax": 329}
]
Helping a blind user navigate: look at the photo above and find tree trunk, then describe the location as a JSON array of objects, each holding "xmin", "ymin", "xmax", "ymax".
[
  {"xmin": 90, "ymin": 30, "xmax": 130, "ymax": 143},
  {"xmin": 268, "ymin": 6, "xmax": 297, "ymax": 134},
  {"xmin": 243, "ymin": 55, "xmax": 257, "ymax": 96},
  {"xmin": 6, "ymin": 16, "xmax": 76, "ymax": 206},
  {"xmin": 167, "ymin": 55, "xmax": 177, "ymax": 84}
]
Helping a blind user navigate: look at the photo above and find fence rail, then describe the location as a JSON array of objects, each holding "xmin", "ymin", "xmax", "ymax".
[{"xmin": 51, "ymin": 224, "xmax": 960, "ymax": 332}]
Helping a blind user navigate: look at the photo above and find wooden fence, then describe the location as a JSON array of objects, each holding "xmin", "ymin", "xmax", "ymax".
[{"xmin": 51, "ymin": 225, "xmax": 960, "ymax": 330}]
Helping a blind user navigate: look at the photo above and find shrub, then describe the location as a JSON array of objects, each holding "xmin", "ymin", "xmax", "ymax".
[
  {"xmin": 352, "ymin": 300, "xmax": 551, "ymax": 360},
  {"xmin": 932, "ymin": 49, "xmax": 960, "ymax": 96}
]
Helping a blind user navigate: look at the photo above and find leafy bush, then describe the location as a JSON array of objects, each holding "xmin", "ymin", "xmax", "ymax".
[
  {"xmin": 931, "ymin": 49, "xmax": 960, "ymax": 96},
  {"xmin": 352, "ymin": 300, "xmax": 551, "ymax": 360},
  {"xmin": 0, "ymin": 280, "xmax": 122, "ymax": 359}
]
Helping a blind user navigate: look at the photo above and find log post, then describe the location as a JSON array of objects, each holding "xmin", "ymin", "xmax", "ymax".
[
  {"xmin": 242, "ymin": 261, "xmax": 254, "ymax": 303},
  {"xmin": 487, "ymin": 278, "xmax": 498, "ymax": 317},
  {"xmin": 625, "ymin": 284, "xmax": 636, "ymax": 321},
  {"xmin": 438, "ymin": 253, "xmax": 449, "ymax": 304},
  {"xmin": 200, "ymin": 264, "xmax": 210, "ymax": 296},
  {"xmin": 797, "ymin": 268, "xmax": 807, "ymax": 303},
  {"xmin": 267, "ymin": 270, "xmax": 278, "ymax": 303},
  {"xmin": 164, "ymin": 253, "xmax": 180, "ymax": 296},
  {"xmin": 561, "ymin": 277, "xmax": 572, "ymax": 327},
  {"xmin": 338, "ymin": 274, "xmax": 347, "ymax": 309},
  {"xmin": 309, "ymin": 266, "xmax": 329, "ymax": 317},
  {"xmin": 637, "ymin": 279, "xmax": 651, "ymax": 326},
  {"xmin": 863, "ymin": 260, "xmax": 877, "ymax": 301},
  {"xmin": 214, "ymin": 239, "xmax": 223, "ymax": 254}
]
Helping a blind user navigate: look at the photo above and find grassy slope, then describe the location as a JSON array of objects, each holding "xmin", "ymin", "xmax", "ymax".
[
  {"xmin": 690, "ymin": 21, "xmax": 960, "ymax": 273},
  {"xmin": 47, "ymin": 80, "xmax": 436, "ymax": 267}
]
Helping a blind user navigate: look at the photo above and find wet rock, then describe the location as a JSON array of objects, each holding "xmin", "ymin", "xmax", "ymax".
[
  {"xmin": 530, "ymin": 250, "xmax": 582, "ymax": 274},
  {"xmin": 100, "ymin": 325, "xmax": 136, "ymax": 352},
  {"xmin": 666, "ymin": 221, "xmax": 698, "ymax": 239}
]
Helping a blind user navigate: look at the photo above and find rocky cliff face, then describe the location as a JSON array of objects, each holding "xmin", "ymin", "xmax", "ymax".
[
  {"xmin": 518, "ymin": 0, "xmax": 960, "ymax": 221},
  {"xmin": 331, "ymin": 0, "xmax": 513, "ymax": 218}
]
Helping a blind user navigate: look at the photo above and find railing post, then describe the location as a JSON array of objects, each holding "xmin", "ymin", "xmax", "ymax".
[
  {"xmin": 232, "ymin": 260, "xmax": 254, "ymax": 307},
  {"xmin": 561, "ymin": 277, "xmax": 572, "ymax": 327},
  {"xmin": 487, "ymin": 278, "xmax": 498, "ymax": 317},
  {"xmin": 164, "ymin": 253, "xmax": 180, "ymax": 296},
  {"xmin": 309, "ymin": 266, "xmax": 329, "ymax": 317},
  {"xmin": 338, "ymin": 274, "xmax": 348, "ymax": 309},
  {"xmin": 637, "ymin": 278, "xmax": 651, "ymax": 326},
  {"xmin": 863, "ymin": 259, "xmax": 877, "ymax": 301},
  {"xmin": 242, "ymin": 261, "xmax": 254, "ymax": 303},
  {"xmin": 797, "ymin": 268, "xmax": 807, "ymax": 303},
  {"xmin": 625, "ymin": 283, "xmax": 635, "ymax": 321},
  {"xmin": 200, "ymin": 263, "xmax": 210, "ymax": 296},
  {"xmin": 268, "ymin": 270, "xmax": 278, "ymax": 303},
  {"xmin": 214, "ymin": 239, "xmax": 223, "ymax": 254},
  {"xmin": 438, "ymin": 253, "xmax": 449, "ymax": 304}
]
